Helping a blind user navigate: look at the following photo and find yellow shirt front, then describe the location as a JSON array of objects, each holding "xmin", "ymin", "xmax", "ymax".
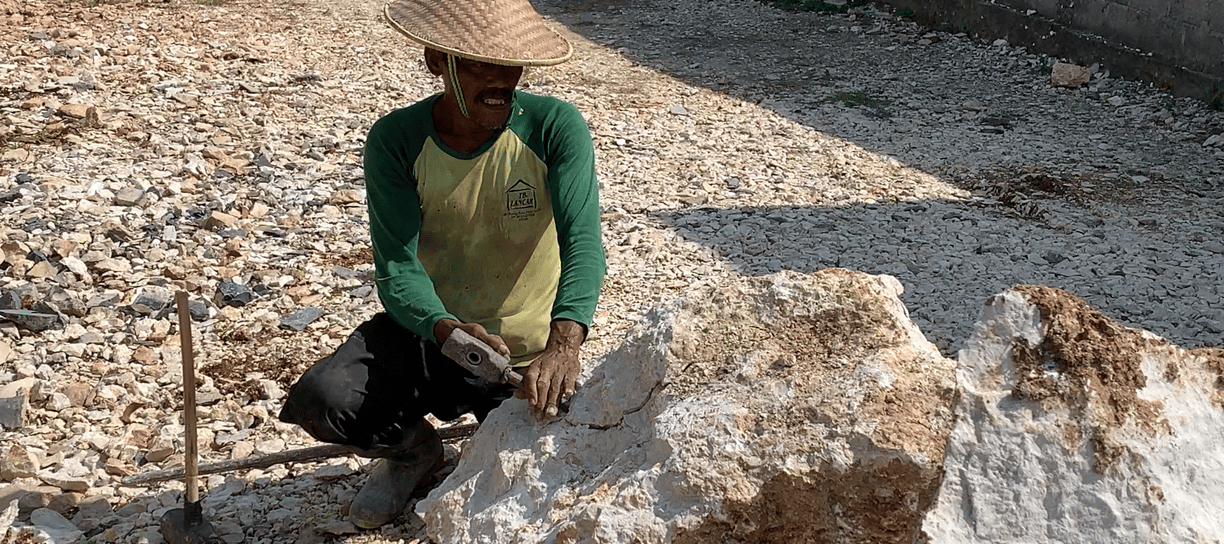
[{"xmin": 414, "ymin": 132, "xmax": 560, "ymax": 363}]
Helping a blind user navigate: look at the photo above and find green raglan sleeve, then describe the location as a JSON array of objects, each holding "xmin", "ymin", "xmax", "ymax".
[
  {"xmin": 365, "ymin": 113, "xmax": 457, "ymax": 339},
  {"xmin": 544, "ymin": 102, "xmax": 607, "ymax": 328}
]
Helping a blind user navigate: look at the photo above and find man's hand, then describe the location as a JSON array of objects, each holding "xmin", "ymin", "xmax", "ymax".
[
  {"xmin": 521, "ymin": 319, "xmax": 585, "ymax": 419},
  {"xmin": 434, "ymin": 318, "xmax": 510, "ymax": 358}
]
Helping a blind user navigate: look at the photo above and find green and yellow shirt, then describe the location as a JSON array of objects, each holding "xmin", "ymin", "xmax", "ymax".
[{"xmin": 364, "ymin": 91, "xmax": 605, "ymax": 363}]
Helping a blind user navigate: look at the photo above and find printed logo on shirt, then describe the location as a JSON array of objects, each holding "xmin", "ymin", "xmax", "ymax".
[{"xmin": 505, "ymin": 179, "xmax": 538, "ymax": 220}]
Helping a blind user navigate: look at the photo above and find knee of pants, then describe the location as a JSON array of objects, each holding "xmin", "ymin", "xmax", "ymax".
[{"xmin": 277, "ymin": 357, "xmax": 369, "ymax": 445}]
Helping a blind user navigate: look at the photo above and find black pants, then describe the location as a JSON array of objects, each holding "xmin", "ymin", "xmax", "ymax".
[{"xmin": 277, "ymin": 313, "xmax": 515, "ymax": 451}]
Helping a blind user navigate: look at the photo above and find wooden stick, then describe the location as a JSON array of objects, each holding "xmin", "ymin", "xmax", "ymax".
[
  {"xmin": 121, "ymin": 422, "xmax": 479, "ymax": 486},
  {"xmin": 175, "ymin": 291, "xmax": 200, "ymax": 504}
]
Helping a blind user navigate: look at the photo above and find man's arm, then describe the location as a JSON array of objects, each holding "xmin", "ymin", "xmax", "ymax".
[
  {"xmin": 546, "ymin": 102, "xmax": 606, "ymax": 333},
  {"xmin": 364, "ymin": 114, "xmax": 457, "ymax": 339},
  {"xmin": 522, "ymin": 101, "xmax": 607, "ymax": 418}
]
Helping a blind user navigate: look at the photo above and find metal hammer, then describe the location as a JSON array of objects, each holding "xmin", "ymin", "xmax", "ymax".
[{"xmin": 441, "ymin": 329, "xmax": 570, "ymax": 413}]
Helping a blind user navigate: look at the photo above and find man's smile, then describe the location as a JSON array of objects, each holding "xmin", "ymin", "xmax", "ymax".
[{"xmin": 477, "ymin": 88, "xmax": 514, "ymax": 109}]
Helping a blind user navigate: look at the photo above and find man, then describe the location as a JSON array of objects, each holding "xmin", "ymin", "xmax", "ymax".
[{"xmin": 277, "ymin": 0, "xmax": 605, "ymax": 529}]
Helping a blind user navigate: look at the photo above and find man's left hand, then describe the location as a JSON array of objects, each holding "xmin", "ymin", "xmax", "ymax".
[{"xmin": 521, "ymin": 319, "xmax": 585, "ymax": 419}]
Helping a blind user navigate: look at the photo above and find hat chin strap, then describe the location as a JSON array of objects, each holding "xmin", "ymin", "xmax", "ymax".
[{"xmin": 446, "ymin": 54, "xmax": 471, "ymax": 119}]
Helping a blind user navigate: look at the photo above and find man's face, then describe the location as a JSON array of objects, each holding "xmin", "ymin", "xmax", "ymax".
[{"xmin": 428, "ymin": 49, "xmax": 524, "ymax": 130}]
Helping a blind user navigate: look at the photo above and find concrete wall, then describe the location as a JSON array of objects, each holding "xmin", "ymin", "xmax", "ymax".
[{"xmin": 875, "ymin": 0, "xmax": 1224, "ymax": 105}]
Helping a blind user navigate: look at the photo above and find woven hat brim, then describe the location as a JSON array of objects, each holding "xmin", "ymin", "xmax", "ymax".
[{"xmin": 384, "ymin": 0, "xmax": 573, "ymax": 67}]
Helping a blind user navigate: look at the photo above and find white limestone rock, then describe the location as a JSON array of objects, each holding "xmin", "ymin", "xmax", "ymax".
[
  {"xmin": 924, "ymin": 286, "xmax": 1224, "ymax": 543},
  {"xmin": 0, "ymin": 499, "xmax": 17, "ymax": 536},
  {"xmin": 29, "ymin": 507, "xmax": 85, "ymax": 544},
  {"xmin": 419, "ymin": 269, "xmax": 957, "ymax": 544}
]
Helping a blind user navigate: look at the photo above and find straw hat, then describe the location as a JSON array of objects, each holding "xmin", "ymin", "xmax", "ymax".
[{"xmin": 384, "ymin": 0, "xmax": 573, "ymax": 67}]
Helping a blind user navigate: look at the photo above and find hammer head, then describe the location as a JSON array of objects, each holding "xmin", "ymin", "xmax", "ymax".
[
  {"xmin": 441, "ymin": 328, "xmax": 521, "ymax": 387},
  {"xmin": 160, "ymin": 502, "xmax": 224, "ymax": 544}
]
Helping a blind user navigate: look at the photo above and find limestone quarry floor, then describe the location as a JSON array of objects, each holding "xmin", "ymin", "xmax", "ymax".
[{"xmin": 0, "ymin": 0, "xmax": 1222, "ymax": 541}]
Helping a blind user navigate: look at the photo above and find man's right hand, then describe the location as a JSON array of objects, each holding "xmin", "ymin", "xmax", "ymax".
[{"xmin": 433, "ymin": 318, "xmax": 511, "ymax": 358}]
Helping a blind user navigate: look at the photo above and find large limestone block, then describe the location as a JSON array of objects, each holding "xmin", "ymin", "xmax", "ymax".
[
  {"xmin": 419, "ymin": 269, "xmax": 957, "ymax": 543},
  {"xmin": 924, "ymin": 286, "xmax": 1224, "ymax": 543}
]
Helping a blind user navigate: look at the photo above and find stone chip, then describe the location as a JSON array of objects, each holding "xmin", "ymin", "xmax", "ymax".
[
  {"xmin": 0, "ymin": 309, "xmax": 62, "ymax": 332},
  {"xmin": 279, "ymin": 307, "xmax": 323, "ymax": 331},
  {"xmin": 57, "ymin": 103, "xmax": 99, "ymax": 121},
  {"xmin": 202, "ymin": 211, "xmax": 240, "ymax": 231},
  {"xmin": 216, "ymin": 280, "xmax": 254, "ymax": 308},
  {"xmin": 1051, "ymin": 62, "xmax": 1092, "ymax": 88},
  {"xmin": 0, "ymin": 444, "xmax": 38, "ymax": 480}
]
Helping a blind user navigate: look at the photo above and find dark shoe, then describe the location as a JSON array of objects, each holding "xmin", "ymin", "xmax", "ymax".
[{"xmin": 349, "ymin": 421, "xmax": 443, "ymax": 529}]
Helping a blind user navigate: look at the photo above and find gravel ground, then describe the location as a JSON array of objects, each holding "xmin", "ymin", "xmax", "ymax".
[
  {"xmin": 1, "ymin": 0, "xmax": 1222, "ymax": 541},
  {"xmin": 534, "ymin": 0, "xmax": 1224, "ymax": 357}
]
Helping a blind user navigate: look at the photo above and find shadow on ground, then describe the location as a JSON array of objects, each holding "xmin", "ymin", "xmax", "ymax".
[
  {"xmin": 651, "ymin": 201, "xmax": 1222, "ymax": 351},
  {"xmin": 533, "ymin": 0, "xmax": 1221, "ymax": 191},
  {"xmin": 532, "ymin": 0, "xmax": 1223, "ymax": 351},
  {"xmin": 535, "ymin": 0, "xmax": 1058, "ymax": 173}
]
